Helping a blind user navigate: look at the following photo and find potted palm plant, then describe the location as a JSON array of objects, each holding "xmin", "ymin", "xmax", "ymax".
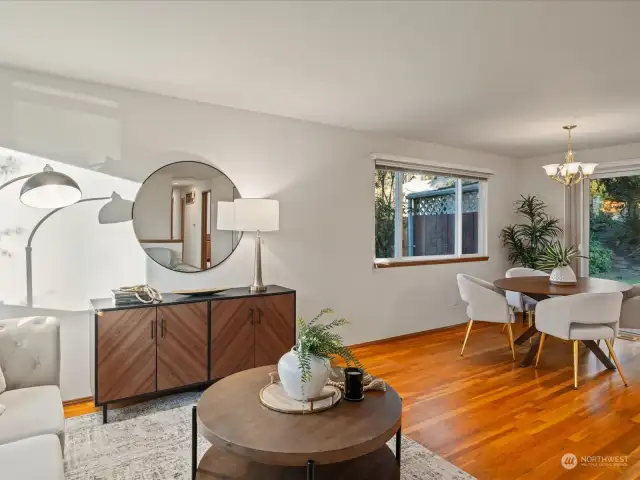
[
  {"xmin": 538, "ymin": 241, "xmax": 584, "ymax": 285},
  {"xmin": 278, "ymin": 308, "xmax": 363, "ymax": 401},
  {"xmin": 500, "ymin": 195, "xmax": 562, "ymax": 269}
]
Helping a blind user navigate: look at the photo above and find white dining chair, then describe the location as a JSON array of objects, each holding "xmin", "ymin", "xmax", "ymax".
[
  {"xmin": 457, "ymin": 274, "xmax": 516, "ymax": 359},
  {"xmin": 505, "ymin": 267, "xmax": 548, "ymax": 330},
  {"xmin": 619, "ymin": 285, "xmax": 640, "ymax": 341},
  {"xmin": 534, "ymin": 292, "xmax": 626, "ymax": 389}
]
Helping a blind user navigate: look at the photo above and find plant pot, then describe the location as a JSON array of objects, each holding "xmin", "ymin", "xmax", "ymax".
[
  {"xmin": 277, "ymin": 348, "xmax": 330, "ymax": 401},
  {"xmin": 549, "ymin": 265, "xmax": 577, "ymax": 285}
]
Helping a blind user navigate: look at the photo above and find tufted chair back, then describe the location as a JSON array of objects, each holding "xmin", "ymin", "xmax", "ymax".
[{"xmin": 0, "ymin": 317, "xmax": 60, "ymax": 391}]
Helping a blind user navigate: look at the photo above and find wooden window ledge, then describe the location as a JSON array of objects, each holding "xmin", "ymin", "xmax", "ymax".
[{"xmin": 374, "ymin": 256, "xmax": 489, "ymax": 269}]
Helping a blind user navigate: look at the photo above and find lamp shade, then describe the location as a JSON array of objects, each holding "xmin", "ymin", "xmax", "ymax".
[
  {"xmin": 234, "ymin": 199, "xmax": 279, "ymax": 232},
  {"xmin": 582, "ymin": 163, "xmax": 597, "ymax": 175},
  {"xmin": 20, "ymin": 164, "xmax": 82, "ymax": 208},
  {"xmin": 542, "ymin": 164, "xmax": 559, "ymax": 176},
  {"xmin": 217, "ymin": 201, "xmax": 235, "ymax": 231},
  {"xmin": 98, "ymin": 192, "xmax": 133, "ymax": 224}
]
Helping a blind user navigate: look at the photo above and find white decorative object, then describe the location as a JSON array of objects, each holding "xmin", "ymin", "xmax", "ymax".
[
  {"xmin": 277, "ymin": 348, "xmax": 330, "ymax": 401},
  {"xmin": 550, "ymin": 265, "xmax": 577, "ymax": 285},
  {"xmin": 0, "ymin": 363, "xmax": 5, "ymax": 394},
  {"xmin": 0, "ymin": 404, "xmax": 5, "ymax": 416}
]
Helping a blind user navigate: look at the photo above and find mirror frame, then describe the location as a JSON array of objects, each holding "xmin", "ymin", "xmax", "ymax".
[{"xmin": 133, "ymin": 160, "xmax": 243, "ymax": 273}]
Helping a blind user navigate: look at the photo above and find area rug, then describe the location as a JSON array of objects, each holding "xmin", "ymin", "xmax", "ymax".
[{"xmin": 64, "ymin": 392, "xmax": 474, "ymax": 480}]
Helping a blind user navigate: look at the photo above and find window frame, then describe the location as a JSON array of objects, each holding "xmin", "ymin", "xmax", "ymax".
[
  {"xmin": 580, "ymin": 158, "xmax": 640, "ymax": 277},
  {"xmin": 372, "ymin": 154, "xmax": 492, "ymax": 268}
]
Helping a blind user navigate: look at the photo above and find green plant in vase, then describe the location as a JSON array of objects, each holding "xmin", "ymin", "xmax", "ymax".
[
  {"xmin": 538, "ymin": 241, "xmax": 586, "ymax": 285},
  {"xmin": 277, "ymin": 308, "xmax": 363, "ymax": 401}
]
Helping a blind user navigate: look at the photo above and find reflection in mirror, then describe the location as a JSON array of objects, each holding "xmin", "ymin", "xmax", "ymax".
[{"xmin": 133, "ymin": 161, "xmax": 242, "ymax": 272}]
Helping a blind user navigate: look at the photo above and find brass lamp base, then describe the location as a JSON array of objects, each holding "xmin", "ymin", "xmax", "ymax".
[{"xmin": 249, "ymin": 231, "xmax": 267, "ymax": 294}]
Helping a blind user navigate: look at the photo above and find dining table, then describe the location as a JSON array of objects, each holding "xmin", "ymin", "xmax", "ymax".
[{"xmin": 493, "ymin": 276, "xmax": 632, "ymax": 368}]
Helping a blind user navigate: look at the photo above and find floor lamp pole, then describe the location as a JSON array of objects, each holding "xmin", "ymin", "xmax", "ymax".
[{"xmin": 24, "ymin": 197, "xmax": 110, "ymax": 307}]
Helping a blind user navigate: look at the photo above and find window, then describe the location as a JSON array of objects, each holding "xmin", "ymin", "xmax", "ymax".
[
  {"xmin": 588, "ymin": 173, "xmax": 640, "ymax": 284},
  {"xmin": 374, "ymin": 156, "xmax": 490, "ymax": 266}
]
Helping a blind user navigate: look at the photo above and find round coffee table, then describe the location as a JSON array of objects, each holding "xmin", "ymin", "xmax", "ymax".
[{"xmin": 194, "ymin": 366, "xmax": 402, "ymax": 479}]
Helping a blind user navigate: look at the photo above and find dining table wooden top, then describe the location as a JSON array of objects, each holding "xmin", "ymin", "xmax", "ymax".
[{"xmin": 493, "ymin": 276, "xmax": 632, "ymax": 297}]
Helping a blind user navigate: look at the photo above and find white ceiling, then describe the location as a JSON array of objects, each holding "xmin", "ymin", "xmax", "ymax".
[{"xmin": 1, "ymin": 1, "xmax": 639, "ymax": 158}]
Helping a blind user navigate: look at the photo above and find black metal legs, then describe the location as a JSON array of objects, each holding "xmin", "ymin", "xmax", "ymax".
[
  {"xmin": 307, "ymin": 460, "xmax": 315, "ymax": 480},
  {"xmin": 396, "ymin": 427, "xmax": 401, "ymax": 466},
  {"xmin": 102, "ymin": 405, "xmax": 108, "ymax": 424},
  {"xmin": 192, "ymin": 406, "xmax": 197, "ymax": 480}
]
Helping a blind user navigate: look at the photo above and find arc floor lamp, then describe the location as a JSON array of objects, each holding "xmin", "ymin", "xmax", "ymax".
[{"xmin": 0, "ymin": 161, "xmax": 133, "ymax": 307}]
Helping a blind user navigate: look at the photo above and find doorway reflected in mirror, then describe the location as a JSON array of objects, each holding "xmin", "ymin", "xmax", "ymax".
[{"xmin": 133, "ymin": 161, "xmax": 242, "ymax": 273}]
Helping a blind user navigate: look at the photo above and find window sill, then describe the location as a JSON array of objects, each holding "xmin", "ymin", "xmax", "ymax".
[{"xmin": 374, "ymin": 256, "xmax": 490, "ymax": 269}]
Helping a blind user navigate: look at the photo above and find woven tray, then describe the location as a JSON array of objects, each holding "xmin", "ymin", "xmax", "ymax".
[{"xmin": 259, "ymin": 373, "xmax": 342, "ymax": 414}]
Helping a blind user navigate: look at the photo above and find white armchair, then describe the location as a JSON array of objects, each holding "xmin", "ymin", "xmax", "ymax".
[
  {"xmin": 534, "ymin": 292, "xmax": 625, "ymax": 389},
  {"xmin": 0, "ymin": 317, "xmax": 60, "ymax": 390},
  {"xmin": 619, "ymin": 285, "xmax": 640, "ymax": 340},
  {"xmin": 457, "ymin": 274, "xmax": 516, "ymax": 359},
  {"xmin": 0, "ymin": 316, "xmax": 65, "ymax": 450},
  {"xmin": 505, "ymin": 268, "xmax": 547, "ymax": 329}
]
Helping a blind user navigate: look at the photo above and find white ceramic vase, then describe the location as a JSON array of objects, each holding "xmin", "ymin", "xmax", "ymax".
[
  {"xmin": 277, "ymin": 348, "xmax": 330, "ymax": 401},
  {"xmin": 549, "ymin": 265, "xmax": 577, "ymax": 285}
]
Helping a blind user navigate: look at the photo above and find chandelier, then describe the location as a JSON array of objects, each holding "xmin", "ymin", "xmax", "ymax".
[{"xmin": 543, "ymin": 125, "xmax": 597, "ymax": 186}]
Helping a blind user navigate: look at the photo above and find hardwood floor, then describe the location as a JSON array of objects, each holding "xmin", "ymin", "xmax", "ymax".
[{"xmin": 65, "ymin": 320, "xmax": 640, "ymax": 479}]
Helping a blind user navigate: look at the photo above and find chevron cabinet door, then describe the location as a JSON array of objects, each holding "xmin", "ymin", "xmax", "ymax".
[
  {"xmin": 254, "ymin": 293, "xmax": 295, "ymax": 368},
  {"xmin": 157, "ymin": 302, "xmax": 209, "ymax": 391},
  {"xmin": 97, "ymin": 308, "xmax": 157, "ymax": 404},
  {"xmin": 211, "ymin": 298, "xmax": 256, "ymax": 379}
]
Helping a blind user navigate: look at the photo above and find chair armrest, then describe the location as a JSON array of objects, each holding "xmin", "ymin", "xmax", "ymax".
[
  {"xmin": 621, "ymin": 296, "xmax": 640, "ymax": 329},
  {"xmin": 462, "ymin": 278, "xmax": 511, "ymax": 322},
  {"xmin": 535, "ymin": 297, "xmax": 572, "ymax": 339},
  {"xmin": 0, "ymin": 317, "xmax": 60, "ymax": 390}
]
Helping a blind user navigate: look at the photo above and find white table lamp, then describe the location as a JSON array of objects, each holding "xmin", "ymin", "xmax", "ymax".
[{"xmin": 234, "ymin": 199, "xmax": 279, "ymax": 293}]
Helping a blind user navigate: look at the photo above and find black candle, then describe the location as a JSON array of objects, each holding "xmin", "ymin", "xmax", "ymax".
[{"xmin": 344, "ymin": 367, "xmax": 364, "ymax": 401}]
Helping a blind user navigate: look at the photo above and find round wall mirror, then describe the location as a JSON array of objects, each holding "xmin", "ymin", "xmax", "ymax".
[{"xmin": 133, "ymin": 161, "xmax": 242, "ymax": 272}]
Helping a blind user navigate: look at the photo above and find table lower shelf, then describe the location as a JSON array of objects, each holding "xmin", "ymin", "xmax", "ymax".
[{"xmin": 196, "ymin": 444, "xmax": 400, "ymax": 480}]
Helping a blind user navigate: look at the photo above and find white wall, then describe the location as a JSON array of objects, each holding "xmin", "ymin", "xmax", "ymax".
[
  {"xmin": 0, "ymin": 65, "xmax": 520, "ymax": 400},
  {"xmin": 132, "ymin": 172, "xmax": 172, "ymax": 240},
  {"xmin": 0, "ymin": 147, "xmax": 144, "ymax": 400}
]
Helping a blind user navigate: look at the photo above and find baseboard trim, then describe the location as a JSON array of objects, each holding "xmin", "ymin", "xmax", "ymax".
[
  {"xmin": 63, "ymin": 396, "xmax": 94, "ymax": 407},
  {"xmin": 348, "ymin": 322, "xmax": 468, "ymax": 349}
]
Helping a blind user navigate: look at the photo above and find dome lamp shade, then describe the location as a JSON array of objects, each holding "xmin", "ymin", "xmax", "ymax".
[{"xmin": 19, "ymin": 165, "xmax": 82, "ymax": 209}]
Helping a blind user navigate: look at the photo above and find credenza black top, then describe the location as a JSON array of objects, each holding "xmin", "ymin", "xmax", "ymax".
[{"xmin": 90, "ymin": 285, "xmax": 295, "ymax": 312}]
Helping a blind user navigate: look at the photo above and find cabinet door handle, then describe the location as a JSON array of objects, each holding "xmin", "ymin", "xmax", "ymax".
[
  {"xmin": 257, "ymin": 308, "xmax": 262, "ymax": 325},
  {"xmin": 250, "ymin": 308, "xmax": 255, "ymax": 325},
  {"xmin": 161, "ymin": 316, "xmax": 165, "ymax": 338},
  {"xmin": 150, "ymin": 319, "xmax": 154, "ymax": 339}
]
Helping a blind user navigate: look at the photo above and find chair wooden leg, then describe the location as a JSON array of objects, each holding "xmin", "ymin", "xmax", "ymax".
[
  {"xmin": 461, "ymin": 320, "xmax": 473, "ymax": 356},
  {"xmin": 573, "ymin": 340, "xmax": 579, "ymax": 389},
  {"xmin": 604, "ymin": 339, "xmax": 629, "ymax": 386},
  {"xmin": 535, "ymin": 333, "xmax": 546, "ymax": 368},
  {"xmin": 502, "ymin": 324, "xmax": 507, "ymax": 333},
  {"xmin": 608, "ymin": 337, "xmax": 616, "ymax": 359},
  {"xmin": 506, "ymin": 323, "xmax": 516, "ymax": 360}
]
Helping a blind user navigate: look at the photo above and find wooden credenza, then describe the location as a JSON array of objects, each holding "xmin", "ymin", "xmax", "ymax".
[{"xmin": 89, "ymin": 285, "xmax": 295, "ymax": 422}]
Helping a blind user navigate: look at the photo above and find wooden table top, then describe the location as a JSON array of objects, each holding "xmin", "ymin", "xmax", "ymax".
[
  {"xmin": 197, "ymin": 365, "xmax": 402, "ymax": 467},
  {"xmin": 494, "ymin": 276, "xmax": 632, "ymax": 297}
]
